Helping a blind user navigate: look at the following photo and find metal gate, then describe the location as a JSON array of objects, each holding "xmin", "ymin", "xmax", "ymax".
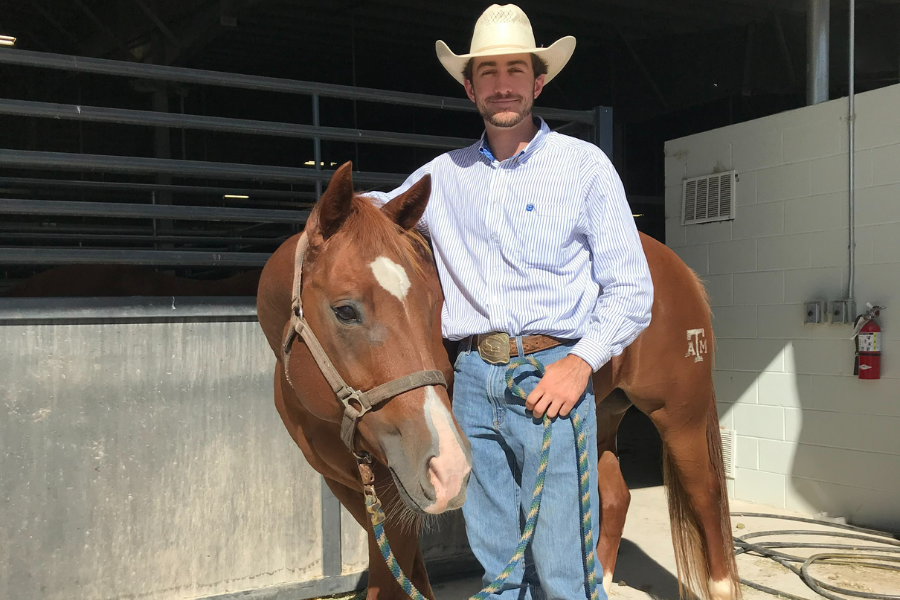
[{"xmin": 0, "ymin": 47, "xmax": 612, "ymax": 600}]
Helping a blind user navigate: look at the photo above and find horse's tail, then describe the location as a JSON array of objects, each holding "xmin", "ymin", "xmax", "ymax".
[{"xmin": 662, "ymin": 394, "xmax": 741, "ymax": 600}]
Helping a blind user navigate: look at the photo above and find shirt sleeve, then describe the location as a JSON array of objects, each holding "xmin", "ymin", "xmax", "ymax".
[
  {"xmin": 362, "ymin": 162, "xmax": 434, "ymax": 235},
  {"xmin": 569, "ymin": 151, "xmax": 654, "ymax": 372}
]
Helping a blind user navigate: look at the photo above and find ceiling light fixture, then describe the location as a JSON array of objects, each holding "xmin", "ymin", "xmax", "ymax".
[
  {"xmin": 223, "ymin": 194, "xmax": 249, "ymax": 199},
  {"xmin": 0, "ymin": 35, "xmax": 16, "ymax": 47}
]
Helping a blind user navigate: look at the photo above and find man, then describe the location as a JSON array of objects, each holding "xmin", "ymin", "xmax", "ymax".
[{"xmin": 368, "ymin": 5, "xmax": 653, "ymax": 599}]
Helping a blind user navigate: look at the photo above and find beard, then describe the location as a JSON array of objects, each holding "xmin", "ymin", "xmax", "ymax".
[{"xmin": 476, "ymin": 92, "xmax": 534, "ymax": 128}]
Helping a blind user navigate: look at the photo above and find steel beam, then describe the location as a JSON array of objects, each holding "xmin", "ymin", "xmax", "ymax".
[
  {"xmin": 0, "ymin": 248, "xmax": 270, "ymax": 266},
  {"xmin": 807, "ymin": 0, "xmax": 830, "ymax": 104},
  {"xmin": 0, "ymin": 99, "xmax": 476, "ymax": 149},
  {"xmin": 131, "ymin": 0, "xmax": 182, "ymax": 49},
  {"xmin": 0, "ymin": 297, "xmax": 259, "ymax": 323},
  {"xmin": 0, "ymin": 49, "xmax": 593, "ymax": 123},
  {"xmin": 0, "ymin": 149, "xmax": 406, "ymax": 186},
  {"xmin": 0, "ymin": 232, "xmax": 282, "ymax": 246},
  {"xmin": 0, "ymin": 176, "xmax": 317, "ymax": 200},
  {"xmin": 0, "ymin": 198, "xmax": 307, "ymax": 223}
]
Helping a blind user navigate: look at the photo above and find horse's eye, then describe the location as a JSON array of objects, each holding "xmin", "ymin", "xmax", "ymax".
[{"xmin": 333, "ymin": 305, "xmax": 359, "ymax": 323}]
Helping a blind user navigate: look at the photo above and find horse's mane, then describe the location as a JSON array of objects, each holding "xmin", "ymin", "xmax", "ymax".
[{"xmin": 318, "ymin": 194, "xmax": 433, "ymax": 277}]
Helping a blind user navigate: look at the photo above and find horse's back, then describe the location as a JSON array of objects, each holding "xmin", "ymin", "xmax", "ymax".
[
  {"xmin": 641, "ymin": 233, "xmax": 710, "ymax": 315},
  {"xmin": 600, "ymin": 233, "xmax": 713, "ymax": 409}
]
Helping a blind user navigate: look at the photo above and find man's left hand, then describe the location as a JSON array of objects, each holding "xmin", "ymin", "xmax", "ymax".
[{"xmin": 525, "ymin": 354, "xmax": 593, "ymax": 419}]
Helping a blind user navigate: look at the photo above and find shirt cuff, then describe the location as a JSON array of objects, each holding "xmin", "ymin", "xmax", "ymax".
[{"xmin": 569, "ymin": 337, "xmax": 612, "ymax": 372}]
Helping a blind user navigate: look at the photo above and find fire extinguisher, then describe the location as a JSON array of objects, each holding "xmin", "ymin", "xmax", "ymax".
[{"xmin": 852, "ymin": 304, "xmax": 885, "ymax": 380}]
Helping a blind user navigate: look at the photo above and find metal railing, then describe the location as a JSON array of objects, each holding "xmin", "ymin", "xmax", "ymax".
[{"xmin": 0, "ymin": 48, "xmax": 609, "ymax": 269}]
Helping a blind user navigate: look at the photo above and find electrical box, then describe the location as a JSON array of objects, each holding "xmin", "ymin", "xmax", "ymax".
[
  {"xmin": 830, "ymin": 300, "xmax": 856, "ymax": 325},
  {"xmin": 805, "ymin": 301, "xmax": 825, "ymax": 324}
]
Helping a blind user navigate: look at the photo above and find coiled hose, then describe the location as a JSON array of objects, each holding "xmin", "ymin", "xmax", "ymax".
[{"xmin": 732, "ymin": 512, "xmax": 900, "ymax": 600}]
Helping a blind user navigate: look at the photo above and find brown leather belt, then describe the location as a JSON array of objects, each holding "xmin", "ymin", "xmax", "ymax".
[{"xmin": 470, "ymin": 332, "xmax": 568, "ymax": 365}]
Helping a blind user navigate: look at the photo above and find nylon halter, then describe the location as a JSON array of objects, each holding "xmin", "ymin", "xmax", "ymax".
[{"xmin": 280, "ymin": 232, "xmax": 447, "ymax": 454}]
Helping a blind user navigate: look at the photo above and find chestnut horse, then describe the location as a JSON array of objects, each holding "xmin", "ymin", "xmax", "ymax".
[
  {"xmin": 257, "ymin": 164, "xmax": 472, "ymax": 599},
  {"xmin": 256, "ymin": 164, "xmax": 738, "ymax": 600}
]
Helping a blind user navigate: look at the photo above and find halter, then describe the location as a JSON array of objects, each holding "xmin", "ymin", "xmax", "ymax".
[{"xmin": 280, "ymin": 232, "xmax": 447, "ymax": 454}]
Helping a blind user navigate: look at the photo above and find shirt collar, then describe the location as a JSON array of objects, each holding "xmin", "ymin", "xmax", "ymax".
[{"xmin": 477, "ymin": 117, "xmax": 550, "ymax": 164}]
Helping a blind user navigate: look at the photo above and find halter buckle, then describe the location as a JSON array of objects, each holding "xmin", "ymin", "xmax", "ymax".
[{"xmin": 339, "ymin": 387, "xmax": 369, "ymax": 415}]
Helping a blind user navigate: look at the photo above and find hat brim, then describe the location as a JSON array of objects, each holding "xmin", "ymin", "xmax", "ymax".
[{"xmin": 435, "ymin": 36, "xmax": 576, "ymax": 86}]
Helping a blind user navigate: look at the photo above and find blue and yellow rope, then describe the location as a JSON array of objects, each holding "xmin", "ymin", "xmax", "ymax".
[{"xmin": 367, "ymin": 355, "xmax": 599, "ymax": 600}]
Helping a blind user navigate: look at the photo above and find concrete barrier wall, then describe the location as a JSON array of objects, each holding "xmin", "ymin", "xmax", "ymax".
[{"xmin": 0, "ymin": 298, "xmax": 473, "ymax": 600}]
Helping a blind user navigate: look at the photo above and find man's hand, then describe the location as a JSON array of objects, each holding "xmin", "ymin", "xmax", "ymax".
[{"xmin": 525, "ymin": 354, "xmax": 593, "ymax": 419}]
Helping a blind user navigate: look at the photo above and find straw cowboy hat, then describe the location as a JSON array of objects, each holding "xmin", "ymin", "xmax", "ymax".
[{"xmin": 435, "ymin": 4, "xmax": 576, "ymax": 85}]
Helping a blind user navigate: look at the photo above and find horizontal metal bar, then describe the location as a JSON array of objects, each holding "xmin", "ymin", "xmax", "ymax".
[
  {"xmin": 0, "ymin": 99, "xmax": 476, "ymax": 149},
  {"xmin": 0, "ymin": 223, "xmax": 260, "ymax": 237},
  {"xmin": 0, "ymin": 49, "xmax": 594, "ymax": 123},
  {"xmin": 0, "ymin": 232, "xmax": 283, "ymax": 245},
  {"xmin": 0, "ymin": 296, "xmax": 258, "ymax": 324},
  {"xmin": 0, "ymin": 176, "xmax": 317, "ymax": 199},
  {"xmin": 0, "ymin": 248, "xmax": 270, "ymax": 266},
  {"xmin": 0, "ymin": 198, "xmax": 308, "ymax": 223},
  {"xmin": 0, "ymin": 149, "xmax": 406, "ymax": 186}
]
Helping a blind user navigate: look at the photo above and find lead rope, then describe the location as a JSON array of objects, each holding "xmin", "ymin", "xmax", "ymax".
[{"xmin": 364, "ymin": 355, "xmax": 599, "ymax": 600}]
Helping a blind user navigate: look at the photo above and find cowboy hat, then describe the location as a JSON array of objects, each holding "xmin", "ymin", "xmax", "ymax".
[{"xmin": 435, "ymin": 4, "xmax": 576, "ymax": 85}]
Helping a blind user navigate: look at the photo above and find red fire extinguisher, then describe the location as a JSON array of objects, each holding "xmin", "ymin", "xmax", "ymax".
[{"xmin": 852, "ymin": 304, "xmax": 885, "ymax": 380}]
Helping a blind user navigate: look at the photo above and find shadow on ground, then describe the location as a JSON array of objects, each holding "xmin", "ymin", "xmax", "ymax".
[{"xmin": 613, "ymin": 538, "xmax": 698, "ymax": 600}]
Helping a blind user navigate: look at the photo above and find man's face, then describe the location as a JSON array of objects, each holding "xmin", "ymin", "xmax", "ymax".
[{"xmin": 464, "ymin": 53, "xmax": 545, "ymax": 128}]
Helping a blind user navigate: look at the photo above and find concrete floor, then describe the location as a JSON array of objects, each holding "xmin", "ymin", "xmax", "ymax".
[
  {"xmin": 429, "ymin": 409, "xmax": 900, "ymax": 600},
  {"xmin": 431, "ymin": 485, "xmax": 900, "ymax": 600}
]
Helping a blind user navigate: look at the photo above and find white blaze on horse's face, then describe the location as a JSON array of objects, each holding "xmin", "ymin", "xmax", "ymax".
[
  {"xmin": 369, "ymin": 256, "xmax": 411, "ymax": 303},
  {"xmin": 422, "ymin": 386, "xmax": 470, "ymax": 514}
]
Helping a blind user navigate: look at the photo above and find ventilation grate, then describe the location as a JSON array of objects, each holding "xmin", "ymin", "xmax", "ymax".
[
  {"xmin": 720, "ymin": 428, "xmax": 737, "ymax": 480},
  {"xmin": 682, "ymin": 171, "xmax": 736, "ymax": 225}
]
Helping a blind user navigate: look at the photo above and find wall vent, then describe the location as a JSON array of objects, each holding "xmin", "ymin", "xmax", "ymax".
[
  {"xmin": 720, "ymin": 427, "xmax": 737, "ymax": 480},
  {"xmin": 682, "ymin": 171, "xmax": 736, "ymax": 224}
]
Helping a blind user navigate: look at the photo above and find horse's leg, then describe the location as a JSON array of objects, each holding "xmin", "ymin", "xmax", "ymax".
[
  {"xmin": 323, "ymin": 477, "xmax": 435, "ymax": 600},
  {"xmin": 647, "ymin": 392, "xmax": 739, "ymax": 600},
  {"xmin": 595, "ymin": 390, "xmax": 632, "ymax": 594}
]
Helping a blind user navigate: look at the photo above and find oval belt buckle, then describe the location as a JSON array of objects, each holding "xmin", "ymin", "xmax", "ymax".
[{"xmin": 478, "ymin": 332, "xmax": 511, "ymax": 365}]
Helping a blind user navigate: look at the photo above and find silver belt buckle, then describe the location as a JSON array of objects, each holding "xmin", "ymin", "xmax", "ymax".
[{"xmin": 477, "ymin": 332, "xmax": 510, "ymax": 365}]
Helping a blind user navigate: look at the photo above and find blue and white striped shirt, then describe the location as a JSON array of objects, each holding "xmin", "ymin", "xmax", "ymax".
[{"xmin": 367, "ymin": 118, "xmax": 653, "ymax": 371}]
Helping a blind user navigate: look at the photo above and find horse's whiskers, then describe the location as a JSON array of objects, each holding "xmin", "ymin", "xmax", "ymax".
[{"xmin": 375, "ymin": 482, "xmax": 446, "ymax": 536}]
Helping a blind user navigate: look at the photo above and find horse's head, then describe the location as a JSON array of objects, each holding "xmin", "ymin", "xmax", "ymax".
[{"xmin": 300, "ymin": 162, "xmax": 471, "ymax": 515}]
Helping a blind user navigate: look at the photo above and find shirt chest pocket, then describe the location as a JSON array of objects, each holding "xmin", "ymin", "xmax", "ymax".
[{"xmin": 517, "ymin": 202, "xmax": 581, "ymax": 270}]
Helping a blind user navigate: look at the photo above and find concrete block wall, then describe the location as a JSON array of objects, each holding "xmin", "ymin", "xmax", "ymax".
[{"xmin": 664, "ymin": 84, "xmax": 900, "ymax": 531}]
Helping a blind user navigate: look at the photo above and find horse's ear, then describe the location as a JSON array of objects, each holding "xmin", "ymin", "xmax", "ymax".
[
  {"xmin": 381, "ymin": 175, "xmax": 431, "ymax": 231},
  {"xmin": 310, "ymin": 162, "xmax": 355, "ymax": 242}
]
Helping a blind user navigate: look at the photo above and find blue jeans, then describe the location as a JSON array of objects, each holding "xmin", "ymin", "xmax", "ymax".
[{"xmin": 452, "ymin": 341, "xmax": 605, "ymax": 600}]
